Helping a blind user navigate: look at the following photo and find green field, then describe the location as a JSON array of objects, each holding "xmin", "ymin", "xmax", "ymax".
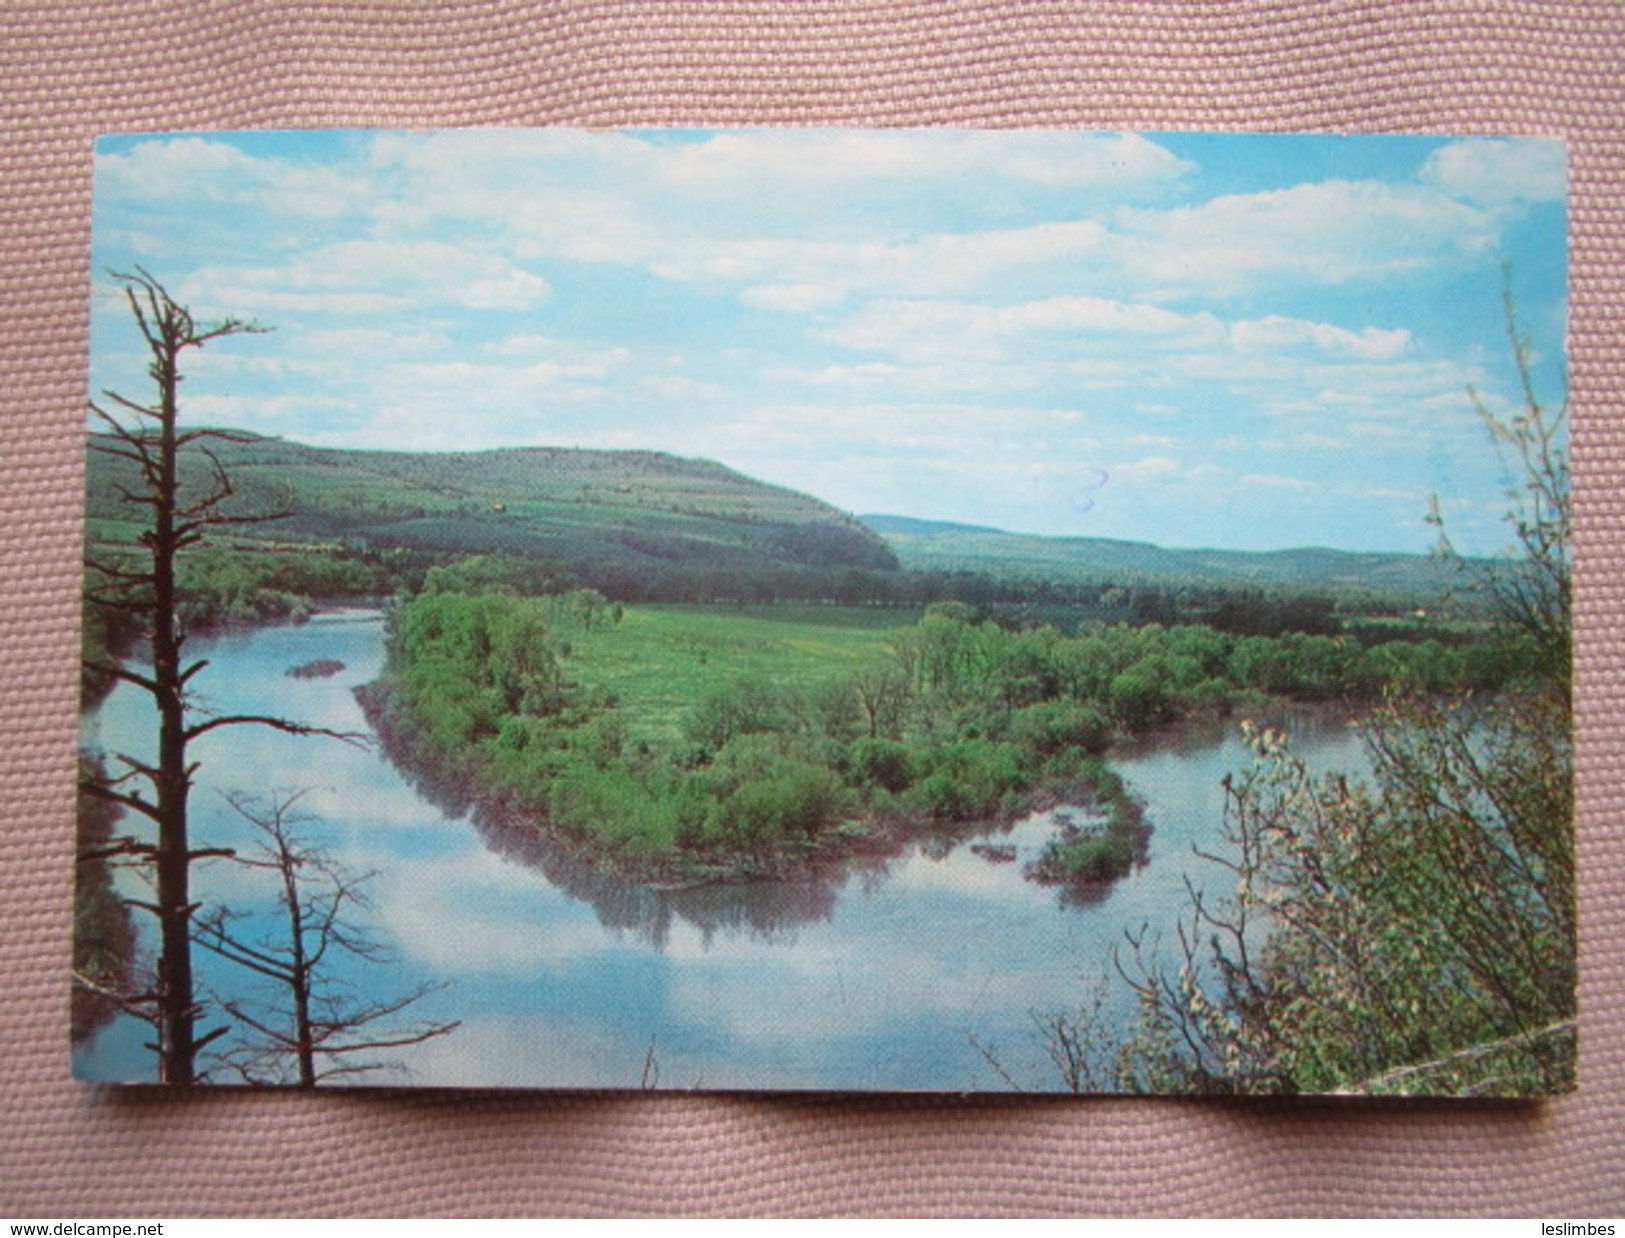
[{"xmin": 563, "ymin": 604, "xmax": 920, "ymax": 745}]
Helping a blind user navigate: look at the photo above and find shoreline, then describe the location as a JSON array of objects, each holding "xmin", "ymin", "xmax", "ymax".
[{"xmin": 354, "ymin": 677, "xmax": 1152, "ymax": 892}]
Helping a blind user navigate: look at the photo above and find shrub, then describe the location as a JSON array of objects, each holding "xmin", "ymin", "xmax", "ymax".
[
  {"xmin": 683, "ymin": 677, "xmax": 785, "ymax": 750},
  {"xmin": 711, "ymin": 761, "xmax": 849, "ymax": 848},
  {"xmin": 1106, "ymin": 664, "xmax": 1173, "ymax": 730},
  {"xmin": 847, "ymin": 737, "xmax": 914, "ymax": 794},
  {"xmin": 579, "ymin": 711, "xmax": 628, "ymax": 769},
  {"xmin": 548, "ymin": 764, "xmax": 680, "ymax": 854},
  {"xmin": 1035, "ymin": 829, "xmax": 1135, "ymax": 883},
  {"xmin": 906, "ymin": 739, "xmax": 1027, "ymax": 821},
  {"xmin": 909, "ymin": 771, "xmax": 977, "ymax": 822},
  {"xmin": 1010, "ymin": 701, "xmax": 1113, "ymax": 761}
]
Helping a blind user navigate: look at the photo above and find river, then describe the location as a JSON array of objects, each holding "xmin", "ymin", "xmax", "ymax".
[{"xmin": 74, "ymin": 610, "xmax": 1368, "ymax": 1091}]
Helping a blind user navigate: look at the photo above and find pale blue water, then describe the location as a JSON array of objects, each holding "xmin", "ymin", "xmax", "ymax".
[{"xmin": 74, "ymin": 612, "xmax": 1367, "ymax": 1091}]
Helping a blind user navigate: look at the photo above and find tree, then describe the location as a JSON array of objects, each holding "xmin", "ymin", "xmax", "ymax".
[
  {"xmin": 79, "ymin": 269, "xmax": 356, "ymax": 1083},
  {"xmin": 1112, "ymin": 693, "xmax": 1573, "ymax": 1096},
  {"xmin": 1431, "ymin": 269, "xmax": 1571, "ymax": 690},
  {"xmin": 1058, "ymin": 290, "xmax": 1574, "ymax": 1096},
  {"xmin": 849, "ymin": 663, "xmax": 910, "ymax": 740},
  {"xmin": 193, "ymin": 793, "xmax": 459, "ymax": 1087},
  {"xmin": 71, "ymin": 755, "xmax": 139, "ymax": 1043}
]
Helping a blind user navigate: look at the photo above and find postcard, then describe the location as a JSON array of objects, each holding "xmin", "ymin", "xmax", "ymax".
[{"xmin": 75, "ymin": 128, "xmax": 1571, "ymax": 1093}]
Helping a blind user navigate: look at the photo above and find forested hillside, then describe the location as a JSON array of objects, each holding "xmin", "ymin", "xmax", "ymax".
[
  {"xmin": 85, "ymin": 429, "xmax": 898, "ymax": 588},
  {"xmin": 862, "ymin": 514, "xmax": 1480, "ymax": 600}
]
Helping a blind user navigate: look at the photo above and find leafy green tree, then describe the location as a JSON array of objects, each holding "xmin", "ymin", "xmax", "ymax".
[
  {"xmin": 848, "ymin": 663, "xmax": 911, "ymax": 740},
  {"xmin": 682, "ymin": 677, "xmax": 783, "ymax": 752}
]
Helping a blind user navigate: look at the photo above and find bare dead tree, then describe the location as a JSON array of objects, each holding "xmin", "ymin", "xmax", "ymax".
[
  {"xmin": 191, "ymin": 792, "xmax": 458, "ymax": 1087},
  {"xmin": 968, "ymin": 976, "xmax": 1118, "ymax": 1094},
  {"xmin": 79, "ymin": 269, "xmax": 361, "ymax": 1083},
  {"xmin": 71, "ymin": 755, "xmax": 141, "ymax": 1042}
]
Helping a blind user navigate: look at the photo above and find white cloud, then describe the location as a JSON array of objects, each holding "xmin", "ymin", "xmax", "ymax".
[
  {"xmin": 367, "ymin": 357, "xmax": 612, "ymax": 426},
  {"xmin": 821, "ymin": 294, "xmax": 1224, "ymax": 363},
  {"xmin": 686, "ymin": 401, "xmax": 977, "ymax": 459},
  {"xmin": 303, "ymin": 327, "xmax": 455, "ymax": 358},
  {"xmin": 1112, "ymin": 180, "xmax": 1498, "ymax": 296},
  {"xmin": 652, "ymin": 219, "xmax": 1112, "ymax": 308},
  {"xmin": 93, "ymin": 136, "xmax": 253, "ymax": 199},
  {"xmin": 816, "ymin": 293, "xmax": 1419, "ymax": 411},
  {"xmin": 86, "ymin": 129, "xmax": 1564, "ymax": 554},
  {"xmin": 1421, "ymin": 137, "xmax": 1566, "ymax": 206},
  {"xmin": 367, "ymin": 128, "xmax": 660, "ymax": 255},
  {"xmin": 176, "ymin": 239, "xmax": 549, "ymax": 321},
  {"xmin": 303, "ymin": 239, "xmax": 550, "ymax": 309},
  {"xmin": 635, "ymin": 167, "xmax": 1524, "ymax": 321},
  {"xmin": 1113, "ymin": 455, "xmax": 1183, "ymax": 482},
  {"xmin": 1240, "ymin": 471, "xmax": 1320, "ymax": 492},
  {"xmin": 367, "ymin": 130, "xmax": 1164, "ymax": 310},
  {"xmin": 479, "ymin": 333, "xmax": 632, "ymax": 373},
  {"xmin": 636, "ymin": 373, "xmax": 729, "ymax": 404},
  {"xmin": 1230, "ymin": 315, "xmax": 1412, "ymax": 360},
  {"xmin": 1293, "ymin": 433, "xmax": 1347, "ymax": 450},
  {"xmin": 657, "ymin": 129, "xmax": 1193, "ymax": 193},
  {"xmin": 740, "ymin": 281, "xmax": 849, "ymax": 313},
  {"xmin": 97, "ymin": 135, "xmax": 372, "ymax": 221},
  {"xmin": 183, "ymin": 391, "xmax": 358, "ymax": 429},
  {"xmin": 1298, "ymin": 357, "xmax": 1488, "ymax": 412}
]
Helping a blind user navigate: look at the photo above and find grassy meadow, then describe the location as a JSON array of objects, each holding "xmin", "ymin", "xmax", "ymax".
[{"xmin": 567, "ymin": 604, "xmax": 920, "ymax": 746}]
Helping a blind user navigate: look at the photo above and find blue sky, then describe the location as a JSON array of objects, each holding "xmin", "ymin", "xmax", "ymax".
[{"xmin": 89, "ymin": 128, "xmax": 1566, "ymax": 555}]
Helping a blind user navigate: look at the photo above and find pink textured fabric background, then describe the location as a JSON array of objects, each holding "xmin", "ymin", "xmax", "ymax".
[{"xmin": 2, "ymin": 1, "xmax": 1622, "ymax": 1218}]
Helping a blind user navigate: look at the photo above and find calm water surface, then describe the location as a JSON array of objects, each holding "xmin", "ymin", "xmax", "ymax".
[{"xmin": 75, "ymin": 612, "xmax": 1366, "ymax": 1091}]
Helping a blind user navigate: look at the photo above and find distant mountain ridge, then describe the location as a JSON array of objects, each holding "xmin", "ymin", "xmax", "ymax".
[
  {"xmin": 860, "ymin": 513, "xmax": 1474, "ymax": 598},
  {"xmin": 84, "ymin": 428, "xmax": 1480, "ymax": 602}
]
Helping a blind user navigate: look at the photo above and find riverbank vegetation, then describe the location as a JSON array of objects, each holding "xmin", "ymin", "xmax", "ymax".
[
  {"xmin": 1028, "ymin": 289, "xmax": 1574, "ymax": 1096},
  {"xmin": 1108, "ymin": 685, "xmax": 1572, "ymax": 1096},
  {"xmin": 360, "ymin": 568, "xmax": 1546, "ymax": 889}
]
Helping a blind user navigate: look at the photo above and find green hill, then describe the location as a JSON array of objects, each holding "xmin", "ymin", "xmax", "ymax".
[
  {"xmin": 860, "ymin": 513, "xmax": 1476, "ymax": 602},
  {"xmin": 85, "ymin": 430, "xmax": 898, "ymax": 580},
  {"xmin": 83, "ymin": 428, "xmax": 1489, "ymax": 609}
]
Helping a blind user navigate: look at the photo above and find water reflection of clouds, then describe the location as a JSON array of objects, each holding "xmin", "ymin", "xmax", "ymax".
[
  {"xmin": 468, "ymin": 808, "xmax": 846, "ymax": 950},
  {"xmin": 370, "ymin": 850, "xmax": 617, "ymax": 972},
  {"xmin": 649, "ymin": 944, "xmax": 1073, "ymax": 1091},
  {"xmin": 229, "ymin": 857, "xmax": 1140, "ymax": 1082},
  {"xmin": 881, "ymin": 819, "xmax": 1086, "ymax": 907},
  {"xmin": 388, "ymin": 900, "xmax": 618, "ymax": 974},
  {"xmin": 82, "ymin": 619, "xmax": 1377, "ymax": 1089},
  {"xmin": 401, "ymin": 1009, "xmax": 830, "ymax": 1091},
  {"xmin": 659, "ymin": 895, "xmax": 1087, "ymax": 1052},
  {"xmin": 402, "ymin": 1012, "xmax": 639, "ymax": 1089},
  {"xmin": 665, "ymin": 959, "xmax": 1054, "ymax": 1049}
]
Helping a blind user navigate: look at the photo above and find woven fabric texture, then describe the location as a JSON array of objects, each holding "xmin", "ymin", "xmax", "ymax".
[{"xmin": 2, "ymin": 0, "xmax": 1621, "ymax": 1218}]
